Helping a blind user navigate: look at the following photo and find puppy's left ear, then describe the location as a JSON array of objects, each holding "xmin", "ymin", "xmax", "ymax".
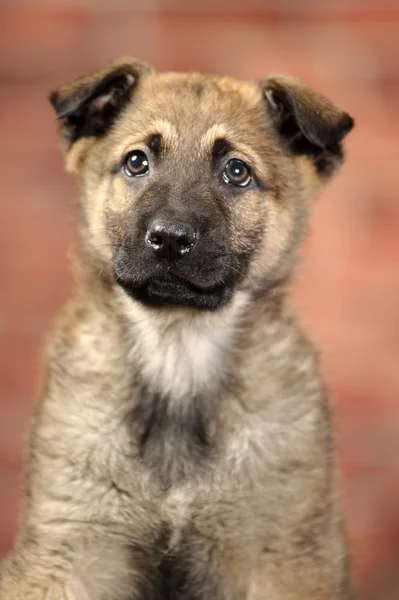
[
  {"xmin": 49, "ymin": 58, "xmax": 152, "ymax": 155},
  {"xmin": 261, "ymin": 75, "xmax": 354, "ymax": 176}
]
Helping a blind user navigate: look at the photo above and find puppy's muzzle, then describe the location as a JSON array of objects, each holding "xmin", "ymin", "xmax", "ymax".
[
  {"xmin": 146, "ymin": 217, "xmax": 197, "ymax": 260},
  {"xmin": 113, "ymin": 209, "xmax": 237, "ymax": 311}
]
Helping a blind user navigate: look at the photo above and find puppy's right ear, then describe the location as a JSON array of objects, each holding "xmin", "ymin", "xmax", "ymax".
[
  {"xmin": 260, "ymin": 75, "xmax": 353, "ymax": 179},
  {"xmin": 49, "ymin": 59, "xmax": 152, "ymax": 155}
]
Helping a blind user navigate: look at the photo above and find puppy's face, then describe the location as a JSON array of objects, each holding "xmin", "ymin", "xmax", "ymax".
[{"xmin": 51, "ymin": 60, "xmax": 353, "ymax": 311}]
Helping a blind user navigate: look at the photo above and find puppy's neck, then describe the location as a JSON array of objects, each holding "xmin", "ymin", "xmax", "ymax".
[
  {"xmin": 120, "ymin": 290, "xmax": 250, "ymax": 403},
  {"xmin": 111, "ymin": 283, "xmax": 292, "ymax": 487}
]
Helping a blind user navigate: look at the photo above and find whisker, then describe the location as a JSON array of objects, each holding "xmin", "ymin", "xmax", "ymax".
[
  {"xmin": 96, "ymin": 257, "xmax": 114, "ymax": 280},
  {"xmin": 88, "ymin": 242, "xmax": 134, "ymax": 252},
  {"xmin": 221, "ymin": 262, "xmax": 257, "ymax": 293},
  {"xmin": 217, "ymin": 252, "xmax": 265, "ymax": 282}
]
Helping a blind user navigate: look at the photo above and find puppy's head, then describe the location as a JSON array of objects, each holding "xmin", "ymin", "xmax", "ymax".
[{"xmin": 50, "ymin": 59, "xmax": 353, "ymax": 311}]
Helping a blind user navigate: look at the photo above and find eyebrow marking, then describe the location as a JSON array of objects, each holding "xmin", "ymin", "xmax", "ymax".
[
  {"xmin": 146, "ymin": 132, "xmax": 162, "ymax": 153},
  {"xmin": 110, "ymin": 119, "xmax": 179, "ymax": 172},
  {"xmin": 200, "ymin": 124, "xmax": 230, "ymax": 154},
  {"xmin": 200, "ymin": 124, "xmax": 267, "ymax": 178},
  {"xmin": 212, "ymin": 137, "xmax": 231, "ymax": 159},
  {"xmin": 147, "ymin": 119, "xmax": 178, "ymax": 150}
]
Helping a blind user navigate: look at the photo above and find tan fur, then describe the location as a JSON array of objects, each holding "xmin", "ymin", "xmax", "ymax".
[{"xmin": 0, "ymin": 59, "xmax": 355, "ymax": 599}]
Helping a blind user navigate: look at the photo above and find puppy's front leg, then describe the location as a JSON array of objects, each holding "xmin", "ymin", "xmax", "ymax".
[
  {"xmin": 1, "ymin": 460, "xmax": 144, "ymax": 599},
  {"xmin": 249, "ymin": 542, "xmax": 355, "ymax": 600},
  {"xmin": 250, "ymin": 563, "xmax": 354, "ymax": 600},
  {"xmin": 0, "ymin": 537, "xmax": 141, "ymax": 600}
]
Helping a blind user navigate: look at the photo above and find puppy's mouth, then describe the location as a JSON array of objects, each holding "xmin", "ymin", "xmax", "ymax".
[{"xmin": 116, "ymin": 272, "xmax": 233, "ymax": 311}]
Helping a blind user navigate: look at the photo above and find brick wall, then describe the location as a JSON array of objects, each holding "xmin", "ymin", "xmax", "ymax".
[{"xmin": 1, "ymin": 2, "xmax": 399, "ymax": 598}]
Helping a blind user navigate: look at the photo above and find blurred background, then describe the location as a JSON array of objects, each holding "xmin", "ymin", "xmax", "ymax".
[{"xmin": 1, "ymin": 0, "xmax": 399, "ymax": 598}]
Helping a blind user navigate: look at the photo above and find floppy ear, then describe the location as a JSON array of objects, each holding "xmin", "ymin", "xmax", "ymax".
[
  {"xmin": 261, "ymin": 75, "xmax": 354, "ymax": 175},
  {"xmin": 49, "ymin": 59, "xmax": 152, "ymax": 152}
]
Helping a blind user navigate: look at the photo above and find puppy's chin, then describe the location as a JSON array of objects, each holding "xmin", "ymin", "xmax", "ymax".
[{"xmin": 116, "ymin": 275, "xmax": 234, "ymax": 311}]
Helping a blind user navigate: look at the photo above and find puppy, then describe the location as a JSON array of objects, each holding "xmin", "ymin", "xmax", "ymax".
[{"xmin": 0, "ymin": 59, "xmax": 355, "ymax": 599}]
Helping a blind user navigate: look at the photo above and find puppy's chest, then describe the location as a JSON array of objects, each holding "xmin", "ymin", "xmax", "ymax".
[
  {"xmin": 128, "ymin": 313, "xmax": 239, "ymax": 487},
  {"xmin": 132, "ymin": 383, "xmax": 216, "ymax": 490},
  {"xmin": 133, "ymin": 312, "xmax": 234, "ymax": 401}
]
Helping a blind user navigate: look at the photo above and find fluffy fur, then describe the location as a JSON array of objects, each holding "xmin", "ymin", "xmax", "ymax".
[{"xmin": 0, "ymin": 59, "xmax": 355, "ymax": 599}]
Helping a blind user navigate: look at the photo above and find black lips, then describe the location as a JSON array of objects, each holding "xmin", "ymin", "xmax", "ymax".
[{"xmin": 116, "ymin": 273, "xmax": 234, "ymax": 311}]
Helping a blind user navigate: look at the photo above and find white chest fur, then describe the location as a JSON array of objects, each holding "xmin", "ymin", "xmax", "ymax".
[{"xmin": 122, "ymin": 291, "xmax": 249, "ymax": 401}]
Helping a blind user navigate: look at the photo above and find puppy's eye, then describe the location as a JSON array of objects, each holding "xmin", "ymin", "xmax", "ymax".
[
  {"xmin": 123, "ymin": 150, "xmax": 149, "ymax": 177},
  {"xmin": 223, "ymin": 159, "xmax": 252, "ymax": 187}
]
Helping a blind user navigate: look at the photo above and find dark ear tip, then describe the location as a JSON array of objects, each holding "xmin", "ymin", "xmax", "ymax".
[
  {"xmin": 346, "ymin": 113, "xmax": 355, "ymax": 127},
  {"xmin": 331, "ymin": 112, "xmax": 354, "ymax": 147},
  {"xmin": 342, "ymin": 113, "xmax": 355, "ymax": 135},
  {"xmin": 49, "ymin": 90, "xmax": 62, "ymax": 116},
  {"xmin": 49, "ymin": 90, "xmax": 57, "ymax": 105}
]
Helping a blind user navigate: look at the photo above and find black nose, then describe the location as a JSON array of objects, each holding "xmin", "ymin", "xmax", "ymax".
[{"xmin": 146, "ymin": 218, "xmax": 197, "ymax": 259}]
